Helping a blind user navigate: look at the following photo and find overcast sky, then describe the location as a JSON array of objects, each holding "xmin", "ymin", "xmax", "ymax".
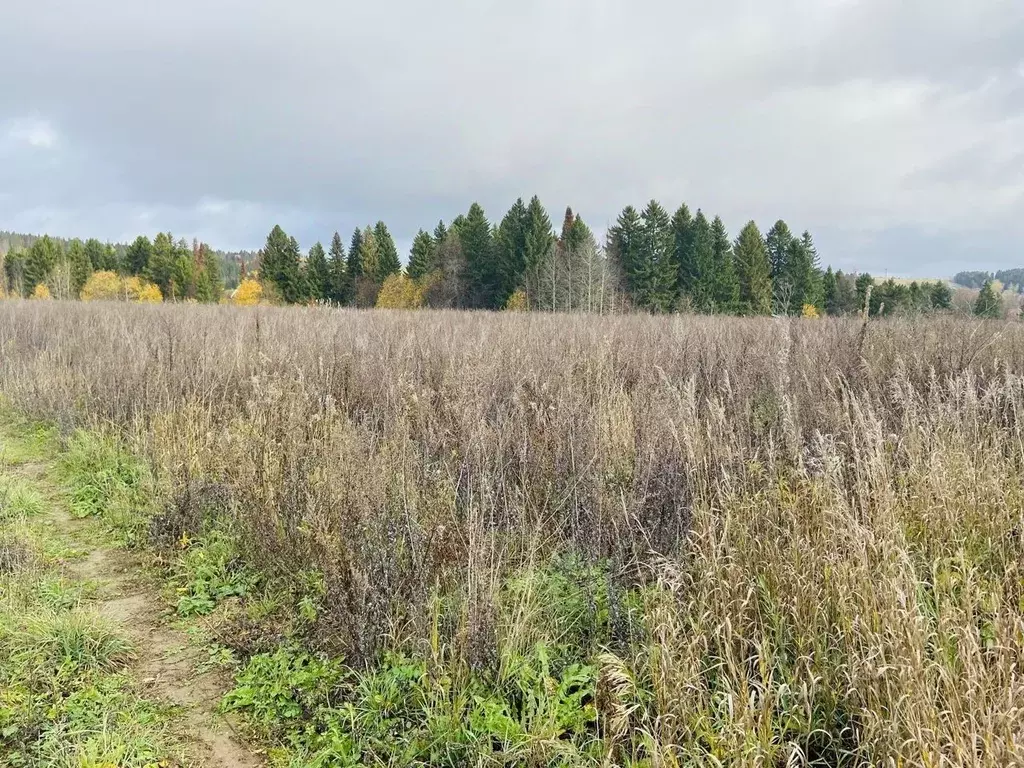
[{"xmin": 2, "ymin": 0, "xmax": 1021, "ymax": 276}]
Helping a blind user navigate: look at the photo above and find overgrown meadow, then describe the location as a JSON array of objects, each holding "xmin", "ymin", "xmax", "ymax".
[{"xmin": 1, "ymin": 300, "xmax": 1022, "ymax": 766}]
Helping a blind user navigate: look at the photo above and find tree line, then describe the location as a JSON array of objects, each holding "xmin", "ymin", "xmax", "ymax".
[
  {"xmin": 1, "ymin": 233, "xmax": 224, "ymax": 302},
  {"xmin": 0, "ymin": 204, "xmax": 1001, "ymax": 318},
  {"xmin": 255, "ymin": 197, "xmax": 959, "ymax": 317}
]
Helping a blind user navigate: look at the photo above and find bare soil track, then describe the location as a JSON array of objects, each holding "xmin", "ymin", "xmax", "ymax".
[{"xmin": 5, "ymin": 438, "xmax": 263, "ymax": 768}]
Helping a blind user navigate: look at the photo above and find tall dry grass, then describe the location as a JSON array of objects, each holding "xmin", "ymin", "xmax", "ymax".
[{"xmin": 0, "ymin": 300, "xmax": 1022, "ymax": 765}]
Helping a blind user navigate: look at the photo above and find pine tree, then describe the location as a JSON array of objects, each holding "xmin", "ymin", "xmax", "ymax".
[
  {"xmin": 372, "ymin": 221, "xmax": 401, "ymax": 282},
  {"xmin": 710, "ymin": 216, "xmax": 739, "ymax": 313},
  {"xmin": 672, "ymin": 204, "xmax": 696, "ymax": 300},
  {"xmin": 125, "ymin": 235, "xmax": 153, "ymax": 276},
  {"xmin": 733, "ymin": 221, "xmax": 772, "ymax": 315},
  {"xmin": 459, "ymin": 203, "xmax": 498, "ymax": 308},
  {"xmin": 690, "ymin": 210, "xmax": 715, "ymax": 311},
  {"xmin": 635, "ymin": 201, "xmax": 676, "ymax": 312},
  {"xmin": 408, "ymin": 230, "xmax": 435, "ymax": 280},
  {"xmin": 328, "ymin": 232, "xmax": 347, "ymax": 303},
  {"xmin": 974, "ymin": 280, "xmax": 1003, "ymax": 318},
  {"xmin": 305, "ymin": 242, "xmax": 330, "ymax": 302}
]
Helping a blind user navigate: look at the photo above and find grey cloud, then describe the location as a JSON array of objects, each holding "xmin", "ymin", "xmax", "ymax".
[{"xmin": 1, "ymin": 0, "xmax": 1022, "ymax": 273}]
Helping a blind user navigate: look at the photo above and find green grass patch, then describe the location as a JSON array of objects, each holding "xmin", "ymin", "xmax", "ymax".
[{"xmin": 56, "ymin": 430, "xmax": 153, "ymax": 545}]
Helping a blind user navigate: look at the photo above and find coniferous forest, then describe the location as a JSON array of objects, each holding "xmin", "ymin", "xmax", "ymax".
[{"xmin": 0, "ymin": 193, "xmax": 1001, "ymax": 317}]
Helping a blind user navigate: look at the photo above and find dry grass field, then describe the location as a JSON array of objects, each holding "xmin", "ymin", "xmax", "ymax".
[{"xmin": 1, "ymin": 300, "xmax": 1022, "ymax": 766}]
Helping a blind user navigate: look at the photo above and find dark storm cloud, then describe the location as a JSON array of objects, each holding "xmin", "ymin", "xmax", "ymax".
[{"xmin": 1, "ymin": 0, "xmax": 1022, "ymax": 274}]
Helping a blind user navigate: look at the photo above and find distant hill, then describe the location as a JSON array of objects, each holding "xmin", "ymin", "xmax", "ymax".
[
  {"xmin": 953, "ymin": 269, "xmax": 1024, "ymax": 293},
  {"xmin": 0, "ymin": 231, "xmax": 257, "ymax": 289}
]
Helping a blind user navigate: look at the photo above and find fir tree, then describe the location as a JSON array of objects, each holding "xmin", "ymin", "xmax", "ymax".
[
  {"xmin": 305, "ymin": 242, "xmax": 330, "ymax": 302},
  {"xmin": 328, "ymin": 232, "xmax": 347, "ymax": 303},
  {"xmin": 408, "ymin": 230, "xmax": 435, "ymax": 281},
  {"xmin": 734, "ymin": 221, "xmax": 772, "ymax": 315},
  {"xmin": 372, "ymin": 221, "xmax": 401, "ymax": 282},
  {"xmin": 710, "ymin": 216, "xmax": 739, "ymax": 313}
]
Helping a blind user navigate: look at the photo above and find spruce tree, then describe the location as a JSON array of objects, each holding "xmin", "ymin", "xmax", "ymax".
[
  {"xmin": 523, "ymin": 196, "xmax": 554, "ymax": 277},
  {"xmin": 408, "ymin": 230, "xmax": 435, "ymax": 280},
  {"xmin": 974, "ymin": 280, "xmax": 1003, "ymax": 318},
  {"xmin": 24, "ymin": 236, "xmax": 60, "ymax": 291},
  {"xmin": 823, "ymin": 267, "xmax": 839, "ymax": 315},
  {"xmin": 258, "ymin": 225, "xmax": 303, "ymax": 304},
  {"xmin": 372, "ymin": 221, "xmax": 401, "ymax": 282},
  {"xmin": 328, "ymin": 232, "xmax": 347, "ymax": 303},
  {"xmin": 346, "ymin": 228, "xmax": 364, "ymax": 298},
  {"xmin": 710, "ymin": 216, "xmax": 739, "ymax": 313},
  {"xmin": 125, "ymin": 235, "xmax": 153, "ymax": 276},
  {"xmin": 765, "ymin": 220, "xmax": 793, "ymax": 283},
  {"xmin": 855, "ymin": 273, "xmax": 873, "ymax": 312},
  {"xmin": 733, "ymin": 221, "xmax": 772, "ymax": 315},
  {"xmin": 636, "ymin": 200, "xmax": 676, "ymax": 312},
  {"xmin": 496, "ymin": 198, "xmax": 528, "ymax": 305},
  {"xmin": 672, "ymin": 204, "xmax": 696, "ymax": 300},
  {"xmin": 608, "ymin": 206, "xmax": 642, "ymax": 305},
  {"xmin": 459, "ymin": 202, "xmax": 498, "ymax": 308},
  {"xmin": 305, "ymin": 242, "xmax": 330, "ymax": 302},
  {"xmin": 433, "ymin": 220, "xmax": 448, "ymax": 248},
  {"xmin": 147, "ymin": 232, "xmax": 176, "ymax": 297},
  {"xmin": 66, "ymin": 239, "xmax": 93, "ymax": 296},
  {"xmin": 358, "ymin": 229, "xmax": 380, "ymax": 285},
  {"xmin": 930, "ymin": 280, "xmax": 953, "ymax": 310},
  {"xmin": 690, "ymin": 210, "xmax": 715, "ymax": 311}
]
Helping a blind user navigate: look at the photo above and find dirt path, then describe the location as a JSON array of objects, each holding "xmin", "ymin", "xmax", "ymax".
[{"xmin": 7, "ymin": 448, "xmax": 263, "ymax": 767}]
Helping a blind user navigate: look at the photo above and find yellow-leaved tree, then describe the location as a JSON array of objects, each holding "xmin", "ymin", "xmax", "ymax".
[
  {"xmin": 801, "ymin": 303, "xmax": 820, "ymax": 319},
  {"xmin": 80, "ymin": 271, "xmax": 122, "ymax": 301},
  {"xmin": 505, "ymin": 289, "xmax": 529, "ymax": 311},
  {"xmin": 232, "ymin": 278, "xmax": 264, "ymax": 306},
  {"xmin": 375, "ymin": 274, "xmax": 425, "ymax": 309},
  {"xmin": 30, "ymin": 284, "xmax": 52, "ymax": 300},
  {"xmin": 136, "ymin": 283, "xmax": 163, "ymax": 304}
]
